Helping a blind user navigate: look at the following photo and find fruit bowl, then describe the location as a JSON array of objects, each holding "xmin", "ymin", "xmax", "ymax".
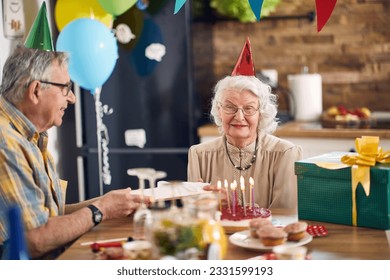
[
  {"xmin": 321, "ymin": 106, "xmax": 376, "ymax": 128},
  {"xmin": 321, "ymin": 113, "xmax": 375, "ymax": 128}
]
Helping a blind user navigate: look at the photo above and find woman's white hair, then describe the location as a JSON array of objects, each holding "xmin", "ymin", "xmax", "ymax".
[{"xmin": 210, "ymin": 75, "xmax": 279, "ymax": 135}]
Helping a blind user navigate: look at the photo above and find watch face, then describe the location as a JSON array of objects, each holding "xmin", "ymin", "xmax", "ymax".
[{"xmin": 95, "ymin": 212, "xmax": 103, "ymax": 223}]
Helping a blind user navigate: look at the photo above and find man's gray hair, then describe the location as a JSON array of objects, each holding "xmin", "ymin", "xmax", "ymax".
[{"xmin": 0, "ymin": 45, "xmax": 69, "ymax": 104}]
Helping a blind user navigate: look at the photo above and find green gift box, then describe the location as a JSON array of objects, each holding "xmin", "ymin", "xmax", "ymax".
[{"xmin": 295, "ymin": 152, "xmax": 390, "ymax": 230}]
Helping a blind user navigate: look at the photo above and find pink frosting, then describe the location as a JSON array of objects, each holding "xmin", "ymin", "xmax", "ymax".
[
  {"xmin": 249, "ymin": 218, "xmax": 272, "ymax": 229},
  {"xmin": 283, "ymin": 221, "xmax": 308, "ymax": 234},
  {"xmin": 257, "ymin": 225, "xmax": 287, "ymax": 239}
]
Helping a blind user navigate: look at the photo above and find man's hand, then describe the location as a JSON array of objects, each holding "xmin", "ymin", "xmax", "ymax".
[{"xmin": 93, "ymin": 188, "xmax": 150, "ymax": 220}]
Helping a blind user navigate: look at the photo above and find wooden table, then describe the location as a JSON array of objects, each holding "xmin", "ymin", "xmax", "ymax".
[{"xmin": 57, "ymin": 209, "xmax": 390, "ymax": 260}]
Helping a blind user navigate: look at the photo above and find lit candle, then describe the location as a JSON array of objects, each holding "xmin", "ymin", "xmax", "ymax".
[
  {"xmin": 240, "ymin": 176, "xmax": 247, "ymax": 216},
  {"xmin": 217, "ymin": 180, "xmax": 222, "ymax": 212},
  {"xmin": 249, "ymin": 177, "xmax": 254, "ymax": 209},
  {"xmin": 239, "ymin": 176, "xmax": 245, "ymax": 206},
  {"xmin": 231, "ymin": 181, "xmax": 237, "ymax": 216},
  {"xmin": 224, "ymin": 179, "xmax": 231, "ymax": 213}
]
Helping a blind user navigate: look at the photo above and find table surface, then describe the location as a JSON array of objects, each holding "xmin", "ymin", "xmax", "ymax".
[{"xmin": 57, "ymin": 209, "xmax": 390, "ymax": 260}]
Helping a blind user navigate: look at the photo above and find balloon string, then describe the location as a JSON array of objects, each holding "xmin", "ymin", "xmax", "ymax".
[
  {"xmin": 101, "ymin": 124, "xmax": 111, "ymax": 185},
  {"xmin": 94, "ymin": 87, "xmax": 112, "ymax": 195}
]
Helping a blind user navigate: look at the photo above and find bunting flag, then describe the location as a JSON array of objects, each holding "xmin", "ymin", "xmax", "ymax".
[
  {"xmin": 316, "ymin": 0, "xmax": 338, "ymax": 32},
  {"xmin": 24, "ymin": 2, "xmax": 54, "ymax": 51},
  {"xmin": 248, "ymin": 0, "xmax": 264, "ymax": 21},
  {"xmin": 174, "ymin": 0, "xmax": 187, "ymax": 14}
]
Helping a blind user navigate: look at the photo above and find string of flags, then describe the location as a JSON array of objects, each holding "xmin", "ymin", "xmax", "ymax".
[{"xmin": 174, "ymin": 0, "xmax": 338, "ymax": 32}]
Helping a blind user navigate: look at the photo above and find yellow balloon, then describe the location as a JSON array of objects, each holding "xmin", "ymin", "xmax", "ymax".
[{"xmin": 55, "ymin": 0, "xmax": 113, "ymax": 31}]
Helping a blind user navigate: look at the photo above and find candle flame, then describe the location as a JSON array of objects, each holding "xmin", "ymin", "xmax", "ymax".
[
  {"xmin": 240, "ymin": 176, "xmax": 246, "ymax": 191},
  {"xmin": 249, "ymin": 177, "xmax": 254, "ymax": 185},
  {"xmin": 224, "ymin": 179, "xmax": 228, "ymax": 188},
  {"xmin": 231, "ymin": 180, "xmax": 237, "ymax": 190},
  {"xmin": 217, "ymin": 180, "xmax": 221, "ymax": 190}
]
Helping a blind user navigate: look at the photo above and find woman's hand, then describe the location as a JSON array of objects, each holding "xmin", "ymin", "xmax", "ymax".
[{"xmin": 202, "ymin": 184, "xmax": 227, "ymax": 200}]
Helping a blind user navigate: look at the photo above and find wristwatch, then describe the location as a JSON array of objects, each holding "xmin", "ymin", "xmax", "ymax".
[{"xmin": 87, "ymin": 204, "xmax": 103, "ymax": 226}]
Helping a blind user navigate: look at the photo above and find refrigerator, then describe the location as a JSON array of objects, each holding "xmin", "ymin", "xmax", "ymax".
[{"xmin": 57, "ymin": 1, "xmax": 200, "ymax": 203}]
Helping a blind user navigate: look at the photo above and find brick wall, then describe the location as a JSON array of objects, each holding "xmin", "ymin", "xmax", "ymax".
[{"xmin": 192, "ymin": 0, "xmax": 390, "ymax": 119}]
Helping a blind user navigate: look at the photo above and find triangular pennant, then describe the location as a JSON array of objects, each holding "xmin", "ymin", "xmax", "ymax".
[
  {"xmin": 174, "ymin": 0, "xmax": 187, "ymax": 14},
  {"xmin": 231, "ymin": 37, "xmax": 256, "ymax": 76},
  {"xmin": 248, "ymin": 0, "xmax": 264, "ymax": 21},
  {"xmin": 316, "ymin": 0, "xmax": 337, "ymax": 32},
  {"xmin": 24, "ymin": 2, "xmax": 54, "ymax": 51}
]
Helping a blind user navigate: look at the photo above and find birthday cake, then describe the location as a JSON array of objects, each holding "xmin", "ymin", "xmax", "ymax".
[{"xmin": 219, "ymin": 205, "xmax": 272, "ymax": 233}]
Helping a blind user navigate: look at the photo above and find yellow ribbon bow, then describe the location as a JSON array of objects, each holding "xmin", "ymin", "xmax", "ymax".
[{"xmin": 340, "ymin": 136, "xmax": 390, "ymax": 226}]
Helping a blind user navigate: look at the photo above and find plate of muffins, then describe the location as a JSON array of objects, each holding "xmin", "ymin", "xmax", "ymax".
[{"xmin": 229, "ymin": 220, "xmax": 312, "ymax": 251}]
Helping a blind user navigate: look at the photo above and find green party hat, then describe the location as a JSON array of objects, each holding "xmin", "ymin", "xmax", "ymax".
[{"xmin": 24, "ymin": 2, "xmax": 54, "ymax": 51}]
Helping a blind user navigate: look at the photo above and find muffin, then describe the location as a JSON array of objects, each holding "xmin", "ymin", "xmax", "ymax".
[
  {"xmin": 257, "ymin": 225, "xmax": 287, "ymax": 246},
  {"xmin": 283, "ymin": 221, "xmax": 308, "ymax": 241},
  {"xmin": 249, "ymin": 218, "xmax": 272, "ymax": 238}
]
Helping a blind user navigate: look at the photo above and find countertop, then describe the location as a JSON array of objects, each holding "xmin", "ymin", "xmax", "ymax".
[{"xmin": 198, "ymin": 121, "xmax": 390, "ymax": 139}]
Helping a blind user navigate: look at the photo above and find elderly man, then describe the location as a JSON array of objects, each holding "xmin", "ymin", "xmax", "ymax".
[{"xmin": 0, "ymin": 45, "xmax": 147, "ymax": 259}]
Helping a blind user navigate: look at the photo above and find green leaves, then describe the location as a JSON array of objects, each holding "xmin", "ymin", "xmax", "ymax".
[{"xmin": 209, "ymin": 0, "xmax": 281, "ymax": 23}]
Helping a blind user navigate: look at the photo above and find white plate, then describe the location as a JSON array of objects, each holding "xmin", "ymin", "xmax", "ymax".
[{"xmin": 229, "ymin": 230, "xmax": 312, "ymax": 252}]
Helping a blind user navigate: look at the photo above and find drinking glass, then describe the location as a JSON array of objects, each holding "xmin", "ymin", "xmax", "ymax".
[
  {"xmin": 147, "ymin": 170, "xmax": 167, "ymax": 207},
  {"xmin": 127, "ymin": 168, "xmax": 155, "ymax": 240}
]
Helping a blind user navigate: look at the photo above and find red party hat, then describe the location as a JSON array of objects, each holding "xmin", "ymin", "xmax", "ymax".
[{"xmin": 231, "ymin": 37, "xmax": 256, "ymax": 76}]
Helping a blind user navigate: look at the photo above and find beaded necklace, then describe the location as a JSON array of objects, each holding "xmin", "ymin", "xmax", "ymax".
[{"xmin": 225, "ymin": 137, "xmax": 258, "ymax": 171}]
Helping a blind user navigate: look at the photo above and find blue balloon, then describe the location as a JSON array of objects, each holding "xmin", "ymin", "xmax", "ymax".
[{"xmin": 56, "ymin": 18, "xmax": 118, "ymax": 92}]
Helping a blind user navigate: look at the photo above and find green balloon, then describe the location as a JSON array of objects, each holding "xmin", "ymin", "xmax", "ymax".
[
  {"xmin": 98, "ymin": 0, "xmax": 137, "ymax": 16},
  {"xmin": 24, "ymin": 2, "xmax": 54, "ymax": 51}
]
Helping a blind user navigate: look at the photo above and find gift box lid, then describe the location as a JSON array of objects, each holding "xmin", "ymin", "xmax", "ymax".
[{"xmin": 295, "ymin": 151, "xmax": 390, "ymax": 180}]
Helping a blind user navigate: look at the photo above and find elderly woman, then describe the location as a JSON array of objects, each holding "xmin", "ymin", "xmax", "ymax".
[{"xmin": 187, "ymin": 39, "xmax": 302, "ymax": 209}]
